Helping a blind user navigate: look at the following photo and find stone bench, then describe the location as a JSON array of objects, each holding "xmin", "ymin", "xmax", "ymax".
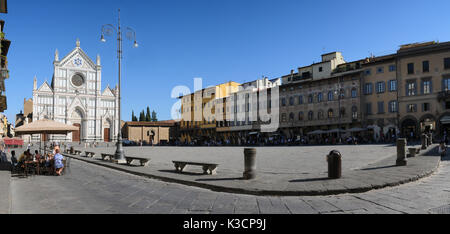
[
  {"xmin": 85, "ymin": 151, "xmax": 96, "ymax": 158},
  {"xmin": 73, "ymin": 150, "xmax": 82, "ymax": 156},
  {"xmin": 172, "ymin": 161, "xmax": 218, "ymax": 175},
  {"xmin": 125, "ymin": 156, "xmax": 150, "ymax": 167},
  {"xmin": 101, "ymin": 153, "xmax": 115, "ymax": 162}
]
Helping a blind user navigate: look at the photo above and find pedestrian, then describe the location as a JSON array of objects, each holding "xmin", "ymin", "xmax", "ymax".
[
  {"xmin": 438, "ymin": 141, "xmax": 447, "ymax": 157},
  {"xmin": 54, "ymin": 148, "xmax": 64, "ymax": 176},
  {"xmin": 0, "ymin": 147, "xmax": 7, "ymax": 163}
]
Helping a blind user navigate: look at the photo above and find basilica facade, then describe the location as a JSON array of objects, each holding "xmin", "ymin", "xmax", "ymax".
[{"xmin": 32, "ymin": 40, "xmax": 119, "ymax": 142}]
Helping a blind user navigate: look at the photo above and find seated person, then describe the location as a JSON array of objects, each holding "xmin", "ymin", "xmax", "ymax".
[
  {"xmin": 54, "ymin": 148, "xmax": 64, "ymax": 176},
  {"xmin": 34, "ymin": 150, "xmax": 41, "ymax": 161},
  {"xmin": 10, "ymin": 151, "xmax": 18, "ymax": 167}
]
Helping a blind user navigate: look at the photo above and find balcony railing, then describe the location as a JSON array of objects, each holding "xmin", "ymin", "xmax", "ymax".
[{"xmin": 438, "ymin": 90, "xmax": 450, "ymax": 101}]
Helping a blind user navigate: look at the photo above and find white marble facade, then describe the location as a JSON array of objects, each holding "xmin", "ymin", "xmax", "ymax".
[{"xmin": 32, "ymin": 39, "xmax": 119, "ymax": 142}]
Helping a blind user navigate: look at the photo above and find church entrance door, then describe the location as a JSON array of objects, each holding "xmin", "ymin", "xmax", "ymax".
[
  {"xmin": 73, "ymin": 124, "xmax": 81, "ymax": 142},
  {"xmin": 104, "ymin": 128, "xmax": 110, "ymax": 142}
]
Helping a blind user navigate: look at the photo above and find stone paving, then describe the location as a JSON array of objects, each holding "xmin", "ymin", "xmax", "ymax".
[
  {"xmin": 6, "ymin": 155, "xmax": 450, "ymax": 214},
  {"xmin": 54, "ymin": 144, "xmax": 441, "ymax": 196}
]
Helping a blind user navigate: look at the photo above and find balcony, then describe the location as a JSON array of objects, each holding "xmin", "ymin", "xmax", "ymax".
[
  {"xmin": 437, "ymin": 91, "xmax": 450, "ymax": 101},
  {"xmin": 0, "ymin": 95, "xmax": 6, "ymax": 112}
]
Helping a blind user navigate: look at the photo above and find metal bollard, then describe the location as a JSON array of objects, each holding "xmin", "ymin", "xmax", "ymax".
[
  {"xmin": 243, "ymin": 148, "xmax": 256, "ymax": 180},
  {"xmin": 396, "ymin": 138, "xmax": 407, "ymax": 166},
  {"xmin": 327, "ymin": 150, "xmax": 342, "ymax": 179}
]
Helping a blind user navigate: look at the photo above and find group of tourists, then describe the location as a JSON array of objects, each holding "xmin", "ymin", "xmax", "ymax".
[{"xmin": 10, "ymin": 146, "xmax": 65, "ymax": 176}]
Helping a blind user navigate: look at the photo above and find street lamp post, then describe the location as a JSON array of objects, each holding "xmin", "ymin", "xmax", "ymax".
[
  {"xmin": 101, "ymin": 9, "xmax": 138, "ymax": 163},
  {"xmin": 334, "ymin": 83, "xmax": 342, "ymax": 143}
]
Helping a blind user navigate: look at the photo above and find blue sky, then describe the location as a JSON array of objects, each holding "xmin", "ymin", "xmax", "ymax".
[{"xmin": 2, "ymin": 0, "xmax": 450, "ymax": 124}]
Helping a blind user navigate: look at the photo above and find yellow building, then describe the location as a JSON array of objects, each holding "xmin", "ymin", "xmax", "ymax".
[{"xmin": 179, "ymin": 81, "xmax": 240, "ymax": 144}]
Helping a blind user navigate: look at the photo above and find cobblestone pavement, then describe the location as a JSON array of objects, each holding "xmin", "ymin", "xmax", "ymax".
[{"xmin": 9, "ymin": 156, "xmax": 450, "ymax": 214}]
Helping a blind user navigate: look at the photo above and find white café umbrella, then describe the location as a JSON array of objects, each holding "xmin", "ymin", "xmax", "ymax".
[{"xmin": 15, "ymin": 119, "xmax": 78, "ymax": 154}]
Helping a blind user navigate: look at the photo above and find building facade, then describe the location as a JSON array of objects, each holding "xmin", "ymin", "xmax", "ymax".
[
  {"xmin": 32, "ymin": 40, "xmax": 119, "ymax": 143},
  {"xmin": 122, "ymin": 120, "xmax": 176, "ymax": 145}
]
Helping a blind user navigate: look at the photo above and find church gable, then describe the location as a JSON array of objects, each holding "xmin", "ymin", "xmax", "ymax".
[
  {"xmin": 59, "ymin": 42, "xmax": 97, "ymax": 70},
  {"xmin": 37, "ymin": 81, "xmax": 53, "ymax": 93},
  {"xmin": 102, "ymin": 87, "xmax": 115, "ymax": 97}
]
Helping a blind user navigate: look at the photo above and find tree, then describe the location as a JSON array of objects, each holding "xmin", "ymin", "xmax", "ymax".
[
  {"xmin": 139, "ymin": 111, "xmax": 145, "ymax": 122},
  {"xmin": 131, "ymin": 111, "xmax": 137, "ymax": 121},
  {"xmin": 145, "ymin": 106, "xmax": 151, "ymax": 122},
  {"xmin": 151, "ymin": 110, "xmax": 158, "ymax": 122}
]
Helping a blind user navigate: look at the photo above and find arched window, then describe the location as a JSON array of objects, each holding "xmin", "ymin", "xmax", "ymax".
[
  {"xmin": 289, "ymin": 97, "xmax": 294, "ymax": 106},
  {"xmin": 289, "ymin": 112, "xmax": 295, "ymax": 121},
  {"xmin": 352, "ymin": 106, "xmax": 358, "ymax": 120},
  {"xmin": 308, "ymin": 111, "xmax": 314, "ymax": 120},
  {"xmin": 340, "ymin": 107, "xmax": 346, "ymax": 117},
  {"xmin": 298, "ymin": 95, "xmax": 303, "ymax": 105},
  {"xmin": 328, "ymin": 109, "xmax": 334, "ymax": 119},
  {"xmin": 340, "ymin": 88, "xmax": 346, "ymax": 99},
  {"xmin": 298, "ymin": 112, "xmax": 304, "ymax": 121},
  {"xmin": 328, "ymin": 91, "xmax": 334, "ymax": 101},
  {"xmin": 318, "ymin": 110, "xmax": 324, "ymax": 120},
  {"xmin": 318, "ymin": 93, "xmax": 323, "ymax": 102},
  {"xmin": 308, "ymin": 94, "xmax": 314, "ymax": 103},
  {"xmin": 351, "ymin": 87, "xmax": 357, "ymax": 98}
]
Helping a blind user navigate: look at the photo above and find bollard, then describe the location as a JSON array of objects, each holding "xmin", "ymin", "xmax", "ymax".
[
  {"xmin": 327, "ymin": 150, "xmax": 342, "ymax": 179},
  {"xmin": 421, "ymin": 134, "xmax": 427, "ymax": 150},
  {"xmin": 243, "ymin": 148, "xmax": 257, "ymax": 180},
  {"xmin": 408, "ymin": 148, "xmax": 416, "ymax": 158},
  {"xmin": 396, "ymin": 138, "xmax": 407, "ymax": 166}
]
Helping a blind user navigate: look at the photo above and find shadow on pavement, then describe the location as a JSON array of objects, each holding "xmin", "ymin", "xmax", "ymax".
[
  {"xmin": 158, "ymin": 169, "xmax": 207, "ymax": 176},
  {"xmin": 0, "ymin": 162, "xmax": 11, "ymax": 171},
  {"xmin": 196, "ymin": 177, "xmax": 244, "ymax": 182},
  {"xmin": 360, "ymin": 165, "xmax": 398, "ymax": 171},
  {"xmin": 289, "ymin": 177, "xmax": 331, "ymax": 183}
]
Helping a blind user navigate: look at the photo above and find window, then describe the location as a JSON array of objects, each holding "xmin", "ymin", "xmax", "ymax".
[
  {"xmin": 366, "ymin": 103, "xmax": 372, "ymax": 115},
  {"xmin": 281, "ymin": 98, "xmax": 286, "ymax": 106},
  {"xmin": 377, "ymin": 101, "xmax": 385, "ymax": 114},
  {"xmin": 407, "ymin": 63, "xmax": 414, "ymax": 74},
  {"xmin": 407, "ymin": 104, "xmax": 417, "ymax": 113},
  {"xmin": 406, "ymin": 80, "xmax": 417, "ymax": 96},
  {"xmin": 318, "ymin": 110, "xmax": 324, "ymax": 120},
  {"xmin": 308, "ymin": 94, "xmax": 313, "ymax": 103},
  {"xmin": 389, "ymin": 65, "xmax": 396, "ymax": 72},
  {"xmin": 389, "ymin": 101, "xmax": 398, "ymax": 113},
  {"xmin": 340, "ymin": 107, "xmax": 346, "ymax": 117},
  {"xmin": 389, "ymin": 80, "xmax": 397, "ymax": 92},
  {"xmin": 281, "ymin": 113, "xmax": 287, "ymax": 122},
  {"xmin": 319, "ymin": 67, "xmax": 323, "ymax": 72},
  {"xmin": 377, "ymin": 67, "xmax": 384, "ymax": 73},
  {"xmin": 423, "ymin": 103, "xmax": 431, "ymax": 112},
  {"xmin": 298, "ymin": 96, "xmax": 303, "ymax": 105},
  {"xmin": 308, "ymin": 111, "xmax": 314, "ymax": 121},
  {"xmin": 376, "ymin": 82, "xmax": 385, "ymax": 93},
  {"xmin": 365, "ymin": 83, "xmax": 373, "ymax": 95},
  {"xmin": 351, "ymin": 88, "xmax": 357, "ymax": 98},
  {"xmin": 298, "ymin": 112, "xmax": 304, "ymax": 121},
  {"xmin": 444, "ymin": 77, "xmax": 450, "ymax": 91},
  {"xmin": 317, "ymin": 93, "xmax": 323, "ymax": 102},
  {"xmin": 328, "ymin": 109, "xmax": 334, "ymax": 119},
  {"xmin": 328, "ymin": 91, "xmax": 333, "ymax": 101},
  {"xmin": 365, "ymin": 69, "xmax": 371, "ymax": 75},
  {"xmin": 444, "ymin": 58, "xmax": 450, "ymax": 70},
  {"xmin": 289, "ymin": 112, "xmax": 295, "ymax": 121},
  {"xmin": 423, "ymin": 61, "xmax": 430, "ymax": 73},
  {"xmin": 352, "ymin": 106, "xmax": 358, "ymax": 120},
  {"xmin": 289, "ymin": 97, "xmax": 294, "ymax": 106},
  {"xmin": 422, "ymin": 79, "xmax": 432, "ymax": 94}
]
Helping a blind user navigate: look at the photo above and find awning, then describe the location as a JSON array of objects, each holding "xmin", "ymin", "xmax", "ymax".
[
  {"xmin": 307, "ymin": 130, "xmax": 327, "ymax": 135},
  {"xmin": 346, "ymin": 127, "xmax": 368, "ymax": 132},
  {"xmin": 441, "ymin": 116, "xmax": 450, "ymax": 124}
]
